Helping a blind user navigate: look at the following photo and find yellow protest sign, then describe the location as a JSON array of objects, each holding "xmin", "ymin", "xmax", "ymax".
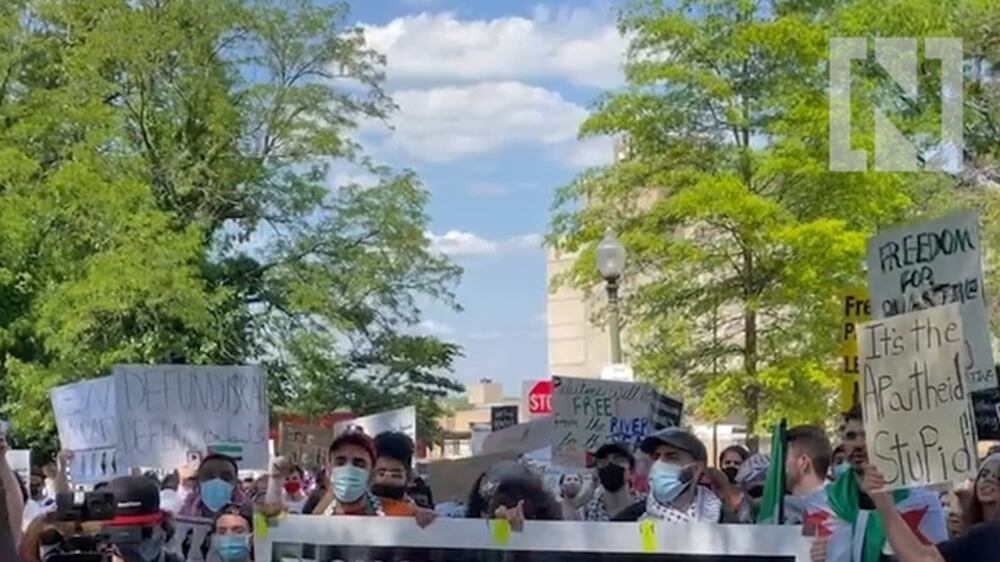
[{"xmin": 840, "ymin": 288, "xmax": 870, "ymax": 410}]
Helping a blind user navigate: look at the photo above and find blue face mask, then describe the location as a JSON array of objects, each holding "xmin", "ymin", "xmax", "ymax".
[
  {"xmin": 649, "ymin": 461, "xmax": 692, "ymax": 505},
  {"xmin": 200, "ymin": 478, "xmax": 234, "ymax": 513},
  {"xmin": 331, "ymin": 465, "xmax": 369, "ymax": 503},
  {"xmin": 214, "ymin": 534, "xmax": 251, "ymax": 562}
]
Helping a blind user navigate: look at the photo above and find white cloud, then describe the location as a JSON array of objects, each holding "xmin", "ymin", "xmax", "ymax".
[
  {"xmin": 426, "ymin": 230, "xmax": 543, "ymax": 257},
  {"xmin": 328, "ymin": 171, "xmax": 379, "ymax": 190},
  {"xmin": 563, "ymin": 135, "xmax": 616, "ymax": 168},
  {"xmin": 417, "ymin": 319, "xmax": 453, "ymax": 335},
  {"xmin": 374, "ymin": 81, "xmax": 587, "ymax": 162},
  {"xmin": 361, "ymin": 7, "xmax": 626, "ymax": 88}
]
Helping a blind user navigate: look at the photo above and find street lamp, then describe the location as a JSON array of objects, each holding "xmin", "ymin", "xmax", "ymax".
[{"xmin": 596, "ymin": 230, "xmax": 626, "ymax": 364}]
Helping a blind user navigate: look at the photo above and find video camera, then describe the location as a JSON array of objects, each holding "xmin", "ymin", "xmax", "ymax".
[{"xmin": 40, "ymin": 491, "xmax": 149, "ymax": 562}]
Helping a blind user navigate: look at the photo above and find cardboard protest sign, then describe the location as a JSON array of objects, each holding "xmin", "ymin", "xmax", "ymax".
[
  {"xmin": 426, "ymin": 451, "xmax": 518, "ymax": 503},
  {"xmin": 165, "ymin": 516, "xmax": 214, "ymax": 562},
  {"xmin": 5, "ymin": 450, "xmax": 29, "ymax": 481},
  {"xmin": 277, "ymin": 422, "xmax": 332, "ymax": 469},
  {"xmin": 255, "ymin": 516, "xmax": 811, "ymax": 562},
  {"xmin": 482, "ymin": 416, "xmax": 553, "ymax": 456},
  {"xmin": 113, "ymin": 365, "xmax": 269, "ymax": 471},
  {"xmin": 866, "ymin": 210, "xmax": 998, "ymax": 391},
  {"xmin": 333, "ymin": 406, "xmax": 416, "ymax": 442},
  {"xmin": 859, "ymin": 304, "xmax": 978, "ymax": 490},
  {"xmin": 50, "ymin": 377, "xmax": 125, "ymax": 483},
  {"xmin": 490, "ymin": 405, "xmax": 519, "ymax": 432},
  {"xmin": 552, "ymin": 376, "xmax": 682, "ymax": 467},
  {"xmin": 971, "ymin": 387, "xmax": 1000, "ymax": 441}
]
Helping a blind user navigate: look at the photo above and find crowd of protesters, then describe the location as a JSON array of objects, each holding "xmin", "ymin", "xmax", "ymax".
[{"xmin": 2, "ymin": 402, "xmax": 998, "ymax": 562}]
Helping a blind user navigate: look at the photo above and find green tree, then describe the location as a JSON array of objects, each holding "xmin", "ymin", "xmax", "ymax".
[
  {"xmin": 0, "ymin": 0, "xmax": 462, "ymax": 456},
  {"xmin": 548, "ymin": 0, "xmax": 991, "ymax": 438}
]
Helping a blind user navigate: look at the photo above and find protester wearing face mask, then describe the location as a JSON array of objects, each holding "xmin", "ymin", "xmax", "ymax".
[
  {"xmin": 855, "ymin": 457, "xmax": 1000, "ymax": 562},
  {"xmin": 829, "ymin": 445, "xmax": 847, "ymax": 482},
  {"xmin": 212, "ymin": 504, "xmax": 254, "ymax": 562},
  {"xmin": 280, "ymin": 465, "xmax": 308, "ymax": 514},
  {"xmin": 577, "ymin": 443, "xmax": 642, "ymax": 521},
  {"xmin": 720, "ymin": 445, "xmax": 750, "ymax": 484},
  {"xmin": 613, "ymin": 428, "xmax": 723, "ymax": 523},
  {"xmin": 307, "ymin": 431, "xmax": 383, "ymax": 516},
  {"xmin": 810, "ymin": 407, "xmax": 947, "ymax": 562},
  {"xmin": 371, "ymin": 432, "xmax": 418, "ymax": 516},
  {"xmin": 179, "ymin": 454, "xmax": 247, "ymax": 518},
  {"xmin": 107, "ymin": 476, "xmax": 182, "ymax": 562},
  {"xmin": 733, "ymin": 454, "xmax": 769, "ymax": 524}
]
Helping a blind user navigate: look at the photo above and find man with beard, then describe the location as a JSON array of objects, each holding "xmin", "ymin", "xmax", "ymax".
[
  {"xmin": 578, "ymin": 442, "xmax": 643, "ymax": 521},
  {"xmin": 810, "ymin": 407, "xmax": 947, "ymax": 562},
  {"xmin": 782, "ymin": 426, "xmax": 835, "ymax": 528}
]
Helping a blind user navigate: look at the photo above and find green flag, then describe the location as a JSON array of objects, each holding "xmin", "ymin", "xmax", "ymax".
[{"xmin": 756, "ymin": 418, "xmax": 786, "ymax": 524}]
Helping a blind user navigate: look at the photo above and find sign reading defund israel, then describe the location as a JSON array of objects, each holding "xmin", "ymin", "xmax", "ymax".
[
  {"xmin": 859, "ymin": 304, "xmax": 977, "ymax": 490},
  {"xmin": 866, "ymin": 210, "xmax": 997, "ymax": 391},
  {"xmin": 113, "ymin": 365, "xmax": 269, "ymax": 470}
]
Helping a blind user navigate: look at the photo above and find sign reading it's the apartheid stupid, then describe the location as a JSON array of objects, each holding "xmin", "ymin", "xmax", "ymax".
[
  {"xmin": 866, "ymin": 210, "xmax": 998, "ymax": 391},
  {"xmin": 859, "ymin": 304, "xmax": 977, "ymax": 490},
  {"xmin": 255, "ymin": 516, "xmax": 811, "ymax": 562}
]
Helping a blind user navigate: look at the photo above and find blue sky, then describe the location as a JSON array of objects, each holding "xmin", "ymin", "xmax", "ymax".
[{"xmin": 335, "ymin": 0, "xmax": 626, "ymax": 396}]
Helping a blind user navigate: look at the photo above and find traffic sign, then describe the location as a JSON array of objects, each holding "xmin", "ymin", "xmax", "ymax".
[{"xmin": 528, "ymin": 380, "xmax": 553, "ymax": 415}]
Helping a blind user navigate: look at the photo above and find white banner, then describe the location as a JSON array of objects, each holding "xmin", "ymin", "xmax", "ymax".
[
  {"xmin": 481, "ymin": 416, "xmax": 553, "ymax": 456},
  {"xmin": 166, "ymin": 516, "xmax": 216, "ymax": 562},
  {"xmin": 865, "ymin": 210, "xmax": 998, "ymax": 391},
  {"xmin": 859, "ymin": 304, "xmax": 978, "ymax": 489},
  {"xmin": 113, "ymin": 365, "xmax": 269, "ymax": 470},
  {"xmin": 5, "ymin": 450, "xmax": 29, "ymax": 481},
  {"xmin": 254, "ymin": 516, "xmax": 811, "ymax": 562},
  {"xmin": 333, "ymin": 406, "xmax": 416, "ymax": 442},
  {"xmin": 49, "ymin": 377, "xmax": 124, "ymax": 483}
]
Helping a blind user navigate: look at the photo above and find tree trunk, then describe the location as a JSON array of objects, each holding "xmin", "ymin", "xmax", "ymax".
[{"xmin": 742, "ymin": 245, "xmax": 761, "ymax": 452}]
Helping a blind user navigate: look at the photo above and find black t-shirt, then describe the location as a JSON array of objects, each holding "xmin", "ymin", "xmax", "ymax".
[{"xmin": 936, "ymin": 522, "xmax": 1000, "ymax": 562}]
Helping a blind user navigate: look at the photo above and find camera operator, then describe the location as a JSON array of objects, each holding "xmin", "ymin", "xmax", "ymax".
[{"xmin": 104, "ymin": 476, "xmax": 181, "ymax": 562}]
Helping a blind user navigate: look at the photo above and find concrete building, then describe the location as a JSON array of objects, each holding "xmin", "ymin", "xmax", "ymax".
[{"xmin": 429, "ymin": 379, "xmax": 519, "ymax": 459}]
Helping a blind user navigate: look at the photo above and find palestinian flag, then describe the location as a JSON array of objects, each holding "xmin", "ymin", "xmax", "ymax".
[
  {"xmin": 207, "ymin": 443, "xmax": 244, "ymax": 461},
  {"xmin": 824, "ymin": 468, "xmax": 948, "ymax": 562},
  {"xmin": 756, "ymin": 419, "xmax": 786, "ymax": 524}
]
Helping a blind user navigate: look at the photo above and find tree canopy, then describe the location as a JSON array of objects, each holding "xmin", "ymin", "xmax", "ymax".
[
  {"xmin": 549, "ymin": 0, "xmax": 1000, "ymax": 437},
  {"xmin": 0, "ymin": 0, "xmax": 463, "ymax": 458}
]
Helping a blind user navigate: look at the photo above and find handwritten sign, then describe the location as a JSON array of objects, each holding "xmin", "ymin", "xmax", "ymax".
[
  {"xmin": 333, "ymin": 406, "xmax": 416, "ymax": 442},
  {"xmin": 166, "ymin": 516, "xmax": 214, "ymax": 562},
  {"xmin": 50, "ymin": 377, "xmax": 125, "ymax": 483},
  {"xmin": 866, "ymin": 210, "xmax": 997, "ymax": 391},
  {"xmin": 552, "ymin": 377, "xmax": 682, "ymax": 467},
  {"xmin": 971, "ymin": 387, "xmax": 1000, "ymax": 441},
  {"xmin": 113, "ymin": 365, "xmax": 269, "ymax": 471},
  {"xmin": 840, "ymin": 289, "xmax": 871, "ymax": 410},
  {"xmin": 277, "ymin": 422, "xmax": 332, "ymax": 469},
  {"xmin": 859, "ymin": 304, "xmax": 977, "ymax": 490},
  {"xmin": 490, "ymin": 405, "xmax": 519, "ymax": 433}
]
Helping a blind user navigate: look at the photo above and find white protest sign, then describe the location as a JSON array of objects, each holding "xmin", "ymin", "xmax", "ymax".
[
  {"xmin": 859, "ymin": 304, "xmax": 978, "ymax": 490},
  {"xmin": 5, "ymin": 450, "xmax": 29, "ymax": 481},
  {"xmin": 166, "ymin": 516, "xmax": 217, "ymax": 562},
  {"xmin": 113, "ymin": 365, "xmax": 269, "ymax": 471},
  {"xmin": 333, "ymin": 406, "xmax": 416, "ymax": 442},
  {"xmin": 552, "ymin": 376, "xmax": 682, "ymax": 467},
  {"xmin": 481, "ymin": 416, "xmax": 553, "ymax": 456},
  {"xmin": 50, "ymin": 377, "xmax": 124, "ymax": 483},
  {"xmin": 866, "ymin": 210, "xmax": 998, "ymax": 391},
  {"xmin": 255, "ymin": 516, "xmax": 811, "ymax": 562}
]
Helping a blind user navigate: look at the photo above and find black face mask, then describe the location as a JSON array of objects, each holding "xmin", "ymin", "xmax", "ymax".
[
  {"xmin": 371, "ymin": 483, "xmax": 407, "ymax": 500},
  {"xmin": 597, "ymin": 464, "xmax": 626, "ymax": 492},
  {"xmin": 722, "ymin": 466, "xmax": 739, "ymax": 484}
]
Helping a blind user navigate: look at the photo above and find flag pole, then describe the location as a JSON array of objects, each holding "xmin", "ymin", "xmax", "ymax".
[{"xmin": 777, "ymin": 418, "xmax": 787, "ymax": 525}]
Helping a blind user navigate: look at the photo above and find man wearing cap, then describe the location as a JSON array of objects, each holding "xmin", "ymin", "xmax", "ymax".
[
  {"xmin": 613, "ymin": 427, "xmax": 724, "ymax": 523},
  {"xmin": 107, "ymin": 475, "xmax": 183, "ymax": 562},
  {"xmin": 307, "ymin": 431, "xmax": 384, "ymax": 516},
  {"xmin": 577, "ymin": 442, "xmax": 643, "ymax": 521}
]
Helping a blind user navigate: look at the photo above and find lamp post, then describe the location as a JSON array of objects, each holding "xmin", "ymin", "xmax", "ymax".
[{"xmin": 596, "ymin": 230, "xmax": 626, "ymax": 364}]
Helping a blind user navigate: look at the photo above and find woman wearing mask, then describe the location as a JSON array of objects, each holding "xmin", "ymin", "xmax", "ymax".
[
  {"xmin": 212, "ymin": 504, "xmax": 254, "ymax": 562},
  {"xmin": 281, "ymin": 465, "xmax": 307, "ymax": 514},
  {"xmin": 578, "ymin": 442, "xmax": 642, "ymax": 521},
  {"xmin": 613, "ymin": 428, "xmax": 724, "ymax": 523},
  {"xmin": 719, "ymin": 445, "xmax": 750, "ymax": 483},
  {"xmin": 733, "ymin": 454, "xmax": 770, "ymax": 524},
  {"xmin": 179, "ymin": 455, "xmax": 248, "ymax": 518}
]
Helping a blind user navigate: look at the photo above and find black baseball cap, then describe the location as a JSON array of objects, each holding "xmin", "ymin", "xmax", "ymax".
[
  {"xmin": 639, "ymin": 427, "xmax": 707, "ymax": 463},
  {"xmin": 594, "ymin": 442, "xmax": 636, "ymax": 468},
  {"xmin": 107, "ymin": 476, "xmax": 162, "ymax": 527}
]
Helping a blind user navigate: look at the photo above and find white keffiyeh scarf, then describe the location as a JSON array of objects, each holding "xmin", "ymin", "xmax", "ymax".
[{"xmin": 642, "ymin": 485, "xmax": 722, "ymax": 523}]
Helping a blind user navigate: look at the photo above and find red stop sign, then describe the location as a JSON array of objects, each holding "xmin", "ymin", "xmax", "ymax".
[{"xmin": 528, "ymin": 380, "xmax": 553, "ymax": 414}]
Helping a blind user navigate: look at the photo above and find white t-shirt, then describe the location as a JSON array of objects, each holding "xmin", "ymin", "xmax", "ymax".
[{"xmin": 23, "ymin": 498, "xmax": 55, "ymax": 531}]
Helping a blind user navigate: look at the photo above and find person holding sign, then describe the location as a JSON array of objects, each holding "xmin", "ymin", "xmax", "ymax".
[
  {"xmin": 578, "ymin": 442, "xmax": 643, "ymax": 521},
  {"xmin": 613, "ymin": 427, "xmax": 724, "ymax": 523},
  {"xmin": 371, "ymin": 431, "xmax": 437, "ymax": 528},
  {"xmin": 179, "ymin": 454, "xmax": 249, "ymax": 518},
  {"xmin": 211, "ymin": 504, "xmax": 254, "ymax": 562},
  {"xmin": 307, "ymin": 431, "xmax": 384, "ymax": 516},
  {"xmin": 858, "ymin": 460, "xmax": 1000, "ymax": 562}
]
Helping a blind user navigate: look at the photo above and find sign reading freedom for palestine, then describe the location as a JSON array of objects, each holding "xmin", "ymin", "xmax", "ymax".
[
  {"xmin": 866, "ymin": 210, "xmax": 997, "ymax": 391},
  {"xmin": 859, "ymin": 304, "xmax": 977, "ymax": 490}
]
